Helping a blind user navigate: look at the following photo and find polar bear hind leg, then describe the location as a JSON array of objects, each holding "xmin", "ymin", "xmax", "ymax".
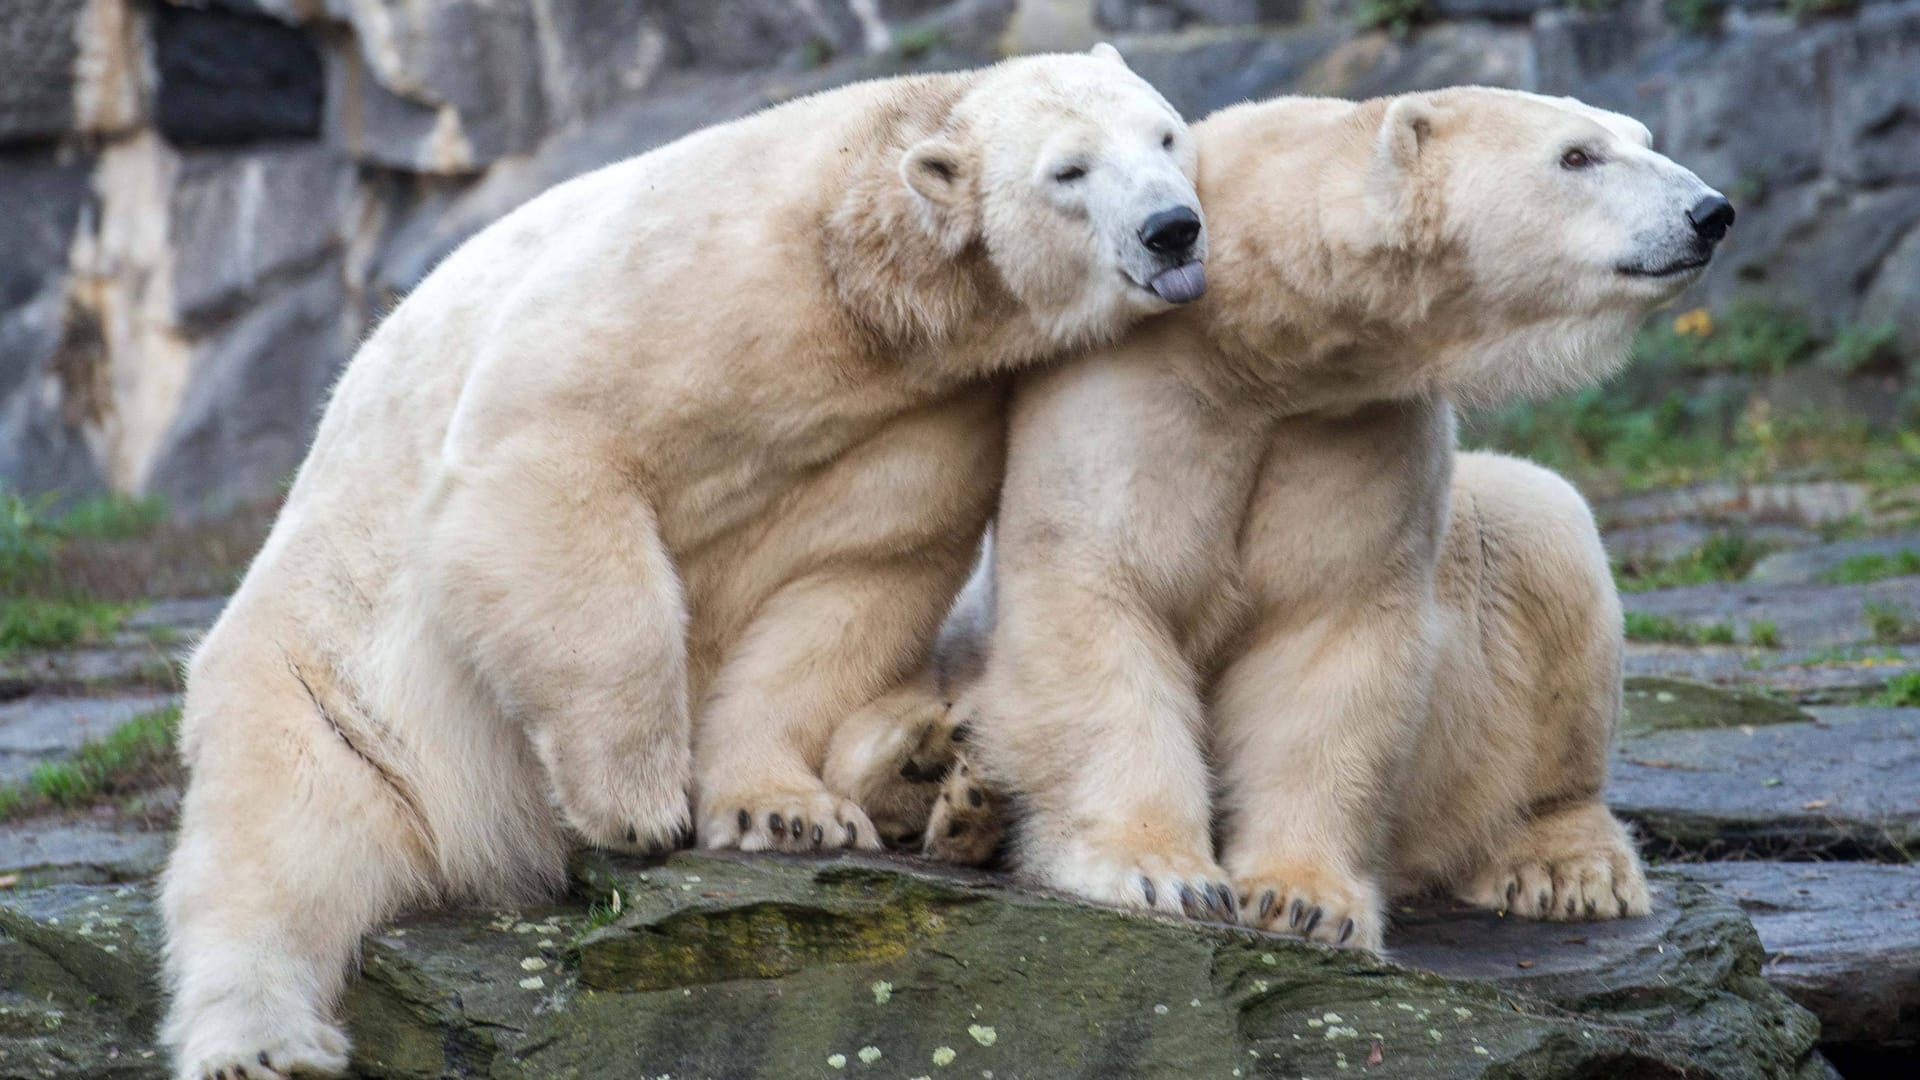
[
  {"xmin": 421, "ymin": 436, "xmax": 693, "ymax": 852},
  {"xmin": 1396, "ymin": 452, "xmax": 1649, "ymax": 921},
  {"xmin": 162, "ymin": 650, "xmax": 433, "ymax": 1080}
]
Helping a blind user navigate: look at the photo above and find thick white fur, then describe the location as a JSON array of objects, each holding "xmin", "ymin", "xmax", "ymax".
[
  {"xmin": 161, "ymin": 51, "xmax": 1201, "ymax": 1080},
  {"xmin": 922, "ymin": 88, "xmax": 1719, "ymax": 949}
]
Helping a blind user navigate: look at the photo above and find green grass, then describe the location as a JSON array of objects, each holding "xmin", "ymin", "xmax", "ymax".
[
  {"xmin": 0, "ymin": 598, "xmax": 132, "ymax": 655},
  {"xmin": 1615, "ymin": 532, "xmax": 1768, "ymax": 592},
  {"xmin": 1356, "ymin": 0, "xmax": 1428, "ymax": 35},
  {"xmin": 1871, "ymin": 670, "xmax": 1920, "ymax": 707},
  {"xmin": 1, "ymin": 489, "xmax": 60, "ymax": 591},
  {"xmin": 1866, "ymin": 601, "xmax": 1920, "ymax": 645},
  {"xmin": 1464, "ymin": 304, "xmax": 1920, "ymax": 499},
  {"xmin": 1622, "ymin": 611, "xmax": 1771, "ymax": 646},
  {"xmin": 1823, "ymin": 550, "xmax": 1920, "ymax": 585},
  {"xmin": 0, "ymin": 704, "xmax": 181, "ymax": 820},
  {"xmin": 55, "ymin": 493, "xmax": 168, "ymax": 541},
  {"xmin": 570, "ymin": 887, "xmax": 626, "ymax": 951}
]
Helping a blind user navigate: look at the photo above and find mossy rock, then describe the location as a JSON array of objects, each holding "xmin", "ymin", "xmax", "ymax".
[
  {"xmin": 1621, "ymin": 676, "xmax": 1812, "ymax": 737},
  {"xmin": 0, "ymin": 853, "xmax": 1833, "ymax": 1078}
]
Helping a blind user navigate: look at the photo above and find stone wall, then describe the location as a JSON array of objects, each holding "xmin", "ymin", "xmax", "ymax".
[{"xmin": 2, "ymin": 0, "xmax": 1917, "ymax": 512}]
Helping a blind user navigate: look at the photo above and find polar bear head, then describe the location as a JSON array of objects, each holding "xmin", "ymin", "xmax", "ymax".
[
  {"xmin": 895, "ymin": 46, "xmax": 1208, "ymax": 350},
  {"xmin": 1196, "ymin": 87, "xmax": 1731, "ymax": 407},
  {"xmin": 1365, "ymin": 88, "xmax": 1731, "ymax": 400}
]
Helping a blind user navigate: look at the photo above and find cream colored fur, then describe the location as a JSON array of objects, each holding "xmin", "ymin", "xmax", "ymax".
[
  {"xmin": 161, "ymin": 51, "xmax": 1203, "ymax": 1080},
  {"xmin": 916, "ymin": 88, "xmax": 1722, "ymax": 951}
]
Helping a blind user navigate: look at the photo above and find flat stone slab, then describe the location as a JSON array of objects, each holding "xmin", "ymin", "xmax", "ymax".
[
  {"xmin": 1747, "ymin": 533, "xmax": 1920, "ymax": 585},
  {"xmin": 1625, "ymin": 646, "xmax": 1920, "ymax": 704},
  {"xmin": 1596, "ymin": 481, "xmax": 1872, "ymax": 531},
  {"xmin": 0, "ymin": 693, "xmax": 178, "ymax": 784},
  {"xmin": 0, "ymin": 817, "xmax": 169, "ymax": 884},
  {"xmin": 0, "ymin": 854, "xmax": 1830, "ymax": 1079},
  {"xmin": 1622, "ymin": 577, "xmax": 1920, "ymax": 649},
  {"xmin": 1609, "ymin": 704, "xmax": 1920, "ymax": 860},
  {"xmin": 1676, "ymin": 862, "xmax": 1920, "ymax": 1059},
  {"xmin": 0, "ymin": 645, "xmax": 182, "ymax": 699}
]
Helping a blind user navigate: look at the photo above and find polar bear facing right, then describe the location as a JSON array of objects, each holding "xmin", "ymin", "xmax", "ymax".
[{"xmin": 951, "ymin": 88, "xmax": 1733, "ymax": 950}]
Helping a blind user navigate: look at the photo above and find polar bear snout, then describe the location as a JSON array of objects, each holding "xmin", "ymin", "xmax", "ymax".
[
  {"xmin": 1140, "ymin": 206, "xmax": 1203, "ymax": 255},
  {"xmin": 1687, "ymin": 194, "xmax": 1735, "ymax": 244}
]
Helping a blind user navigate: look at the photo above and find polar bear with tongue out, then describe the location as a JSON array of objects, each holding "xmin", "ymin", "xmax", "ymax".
[{"xmin": 160, "ymin": 45, "xmax": 1205, "ymax": 1080}]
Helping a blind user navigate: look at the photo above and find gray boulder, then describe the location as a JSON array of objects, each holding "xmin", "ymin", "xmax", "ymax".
[{"xmin": 0, "ymin": 853, "xmax": 1836, "ymax": 1078}]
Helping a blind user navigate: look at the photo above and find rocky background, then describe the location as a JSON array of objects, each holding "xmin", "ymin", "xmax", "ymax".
[{"xmin": 4, "ymin": 2, "xmax": 1920, "ymax": 1078}]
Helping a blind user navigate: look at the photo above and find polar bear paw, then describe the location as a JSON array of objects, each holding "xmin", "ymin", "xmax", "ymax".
[
  {"xmin": 1042, "ymin": 839, "xmax": 1236, "ymax": 922},
  {"xmin": 1462, "ymin": 803, "xmax": 1651, "ymax": 921},
  {"xmin": 1463, "ymin": 845, "xmax": 1651, "ymax": 921},
  {"xmin": 1232, "ymin": 861, "xmax": 1385, "ymax": 953},
  {"xmin": 173, "ymin": 1020, "xmax": 350, "ymax": 1080},
  {"xmin": 921, "ymin": 754, "xmax": 1006, "ymax": 866},
  {"xmin": 699, "ymin": 783, "xmax": 883, "ymax": 853},
  {"xmin": 564, "ymin": 781, "xmax": 693, "ymax": 857}
]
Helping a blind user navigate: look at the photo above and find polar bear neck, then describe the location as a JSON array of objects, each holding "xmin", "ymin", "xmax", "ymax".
[{"xmin": 819, "ymin": 79, "xmax": 1046, "ymax": 383}]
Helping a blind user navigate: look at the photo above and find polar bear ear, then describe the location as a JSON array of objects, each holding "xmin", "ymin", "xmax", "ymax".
[
  {"xmin": 1089, "ymin": 42, "xmax": 1128, "ymax": 69},
  {"xmin": 1360, "ymin": 95, "xmax": 1445, "ymax": 246},
  {"xmin": 901, "ymin": 136, "xmax": 978, "ymax": 255},
  {"xmin": 1377, "ymin": 96, "xmax": 1439, "ymax": 177}
]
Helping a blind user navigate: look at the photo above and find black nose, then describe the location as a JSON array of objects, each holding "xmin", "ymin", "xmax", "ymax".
[
  {"xmin": 1688, "ymin": 194, "xmax": 1735, "ymax": 244},
  {"xmin": 1140, "ymin": 206, "xmax": 1201, "ymax": 255}
]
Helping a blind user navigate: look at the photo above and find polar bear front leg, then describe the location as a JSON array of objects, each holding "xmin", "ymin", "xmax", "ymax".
[
  {"xmin": 970, "ymin": 585, "xmax": 1232, "ymax": 919},
  {"xmin": 695, "ymin": 561, "xmax": 976, "ymax": 853},
  {"xmin": 1214, "ymin": 607, "xmax": 1434, "ymax": 953},
  {"xmin": 425, "ymin": 443, "xmax": 692, "ymax": 852}
]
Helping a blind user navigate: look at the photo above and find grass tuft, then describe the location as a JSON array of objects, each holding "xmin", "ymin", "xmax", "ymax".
[
  {"xmin": 1872, "ymin": 670, "xmax": 1920, "ymax": 707},
  {"xmin": 0, "ymin": 704, "xmax": 182, "ymax": 820},
  {"xmin": 1823, "ymin": 550, "xmax": 1920, "ymax": 585},
  {"xmin": 1615, "ymin": 532, "xmax": 1768, "ymax": 592},
  {"xmin": 1866, "ymin": 601, "xmax": 1920, "ymax": 645},
  {"xmin": 0, "ymin": 598, "xmax": 132, "ymax": 655}
]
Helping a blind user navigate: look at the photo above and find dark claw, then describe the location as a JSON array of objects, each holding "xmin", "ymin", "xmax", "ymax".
[
  {"xmin": 811, "ymin": 824, "xmax": 824, "ymax": 847},
  {"xmin": 1179, "ymin": 882, "xmax": 1200, "ymax": 917},
  {"xmin": 1585, "ymin": 897, "xmax": 1598, "ymax": 918},
  {"xmin": 1538, "ymin": 890, "xmax": 1552, "ymax": 913},
  {"xmin": 1258, "ymin": 889, "xmax": 1275, "ymax": 921},
  {"xmin": 768, "ymin": 813, "xmax": 784, "ymax": 835},
  {"xmin": 235, "ymin": 1069, "xmax": 250, "ymax": 1080},
  {"xmin": 737, "ymin": 809, "xmax": 752, "ymax": 833},
  {"xmin": 1338, "ymin": 918, "xmax": 1355, "ymax": 945},
  {"xmin": 1506, "ymin": 880, "xmax": 1518, "ymax": 909},
  {"xmin": 1303, "ymin": 906, "xmax": 1323, "ymax": 935},
  {"xmin": 258, "ymin": 1053, "xmax": 273, "ymax": 1070},
  {"xmin": 967, "ymin": 786, "xmax": 985, "ymax": 807},
  {"xmin": 1289, "ymin": 899, "xmax": 1306, "ymax": 929},
  {"xmin": 844, "ymin": 821, "xmax": 858, "ymax": 845},
  {"xmin": 791, "ymin": 817, "xmax": 805, "ymax": 840},
  {"xmin": 1214, "ymin": 884, "xmax": 1236, "ymax": 918},
  {"xmin": 625, "ymin": 825, "xmax": 638, "ymax": 845},
  {"xmin": 1141, "ymin": 876, "xmax": 1157, "ymax": 908},
  {"xmin": 950, "ymin": 723, "xmax": 970, "ymax": 743}
]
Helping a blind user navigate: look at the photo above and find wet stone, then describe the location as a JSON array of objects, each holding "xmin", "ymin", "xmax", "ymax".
[
  {"xmin": 1609, "ymin": 704, "xmax": 1920, "ymax": 860},
  {"xmin": 1675, "ymin": 861, "xmax": 1920, "ymax": 1066}
]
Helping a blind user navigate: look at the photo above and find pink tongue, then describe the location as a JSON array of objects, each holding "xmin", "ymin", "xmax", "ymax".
[{"xmin": 1149, "ymin": 262, "xmax": 1207, "ymax": 304}]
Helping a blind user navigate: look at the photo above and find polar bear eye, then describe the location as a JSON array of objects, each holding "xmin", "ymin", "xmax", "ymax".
[
  {"xmin": 1161, "ymin": 132, "xmax": 1175, "ymax": 151},
  {"xmin": 1561, "ymin": 148, "xmax": 1595, "ymax": 170},
  {"xmin": 1054, "ymin": 164, "xmax": 1087, "ymax": 183}
]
